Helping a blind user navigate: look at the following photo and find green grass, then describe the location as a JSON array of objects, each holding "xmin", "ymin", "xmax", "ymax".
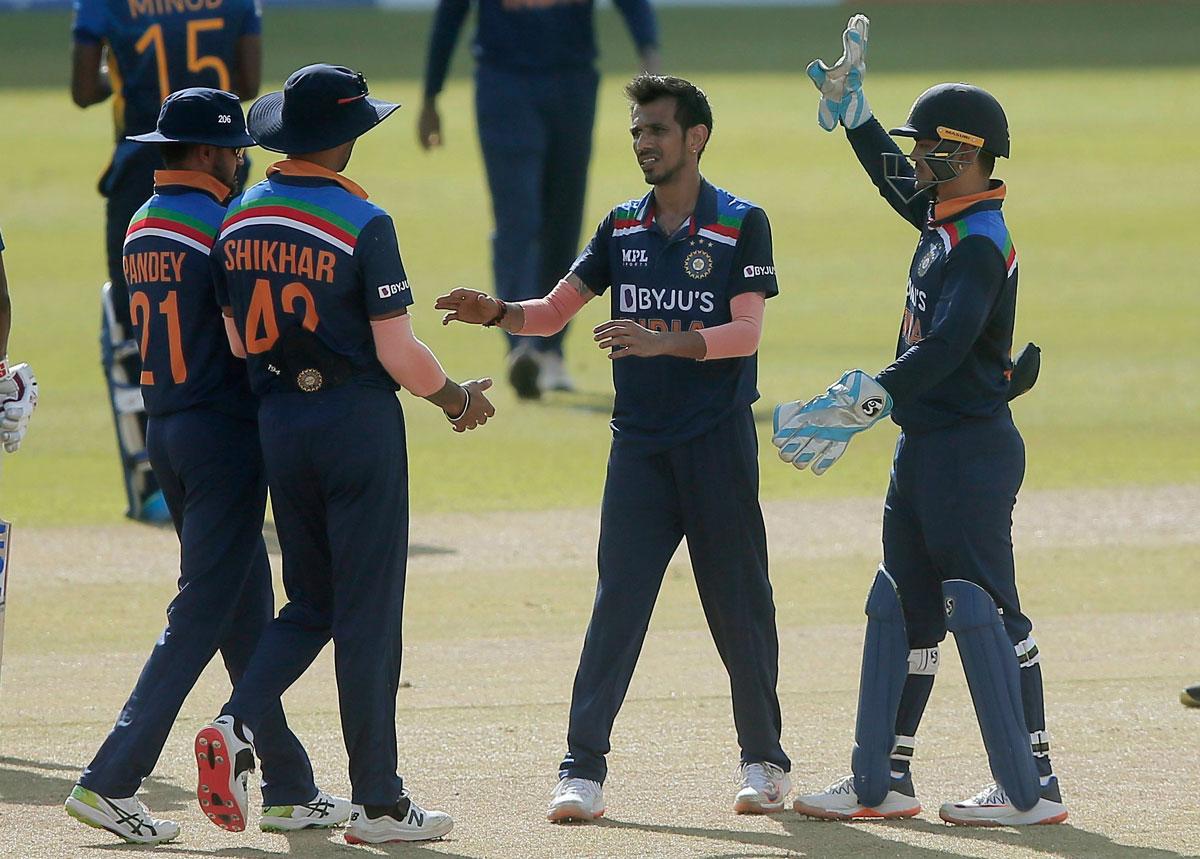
[{"xmin": 0, "ymin": 2, "xmax": 1197, "ymax": 524}]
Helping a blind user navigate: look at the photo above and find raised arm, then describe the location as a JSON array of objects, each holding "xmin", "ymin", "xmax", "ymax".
[{"xmin": 612, "ymin": 0, "xmax": 660, "ymax": 72}]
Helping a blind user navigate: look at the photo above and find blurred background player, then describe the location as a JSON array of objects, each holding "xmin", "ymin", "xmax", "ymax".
[
  {"xmin": 196, "ymin": 64, "xmax": 494, "ymax": 846},
  {"xmin": 65, "ymin": 89, "xmax": 348, "ymax": 845},
  {"xmin": 436, "ymin": 74, "xmax": 791, "ymax": 821},
  {"xmin": 1183, "ymin": 684, "xmax": 1200, "ymax": 707},
  {"xmin": 776, "ymin": 16, "xmax": 1066, "ymax": 827},
  {"xmin": 70, "ymin": 0, "xmax": 262, "ymax": 521},
  {"xmin": 418, "ymin": 0, "xmax": 659, "ymax": 398},
  {"xmin": 0, "ymin": 230, "xmax": 39, "ymax": 461}
]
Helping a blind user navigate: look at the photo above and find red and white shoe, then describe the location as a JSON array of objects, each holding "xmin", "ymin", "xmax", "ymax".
[
  {"xmin": 195, "ymin": 715, "xmax": 255, "ymax": 832},
  {"xmin": 547, "ymin": 777, "xmax": 605, "ymax": 823},
  {"xmin": 734, "ymin": 762, "xmax": 791, "ymax": 814},
  {"xmin": 939, "ymin": 778, "xmax": 1068, "ymax": 826},
  {"xmin": 793, "ymin": 773, "xmax": 921, "ymax": 821}
]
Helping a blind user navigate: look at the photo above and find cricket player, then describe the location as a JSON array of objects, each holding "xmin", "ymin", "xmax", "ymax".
[
  {"xmin": 775, "ymin": 16, "xmax": 1067, "ymax": 826},
  {"xmin": 436, "ymin": 74, "xmax": 792, "ymax": 820},
  {"xmin": 418, "ymin": 0, "xmax": 659, "ymax": 398},
  {"xmin": 0, "ymin": 233, "xmax": 39, "ymax": 458},
  {"xmin": 71, "ymin": 0, "xmax": 261, "ymax": 521},
  {"xmin": 196, "ymin": 64, "xmax": 495, "ymax": 846},
  {"xmin": 64, "ymin": 89, "xmax": 348, "ymax": 845}
]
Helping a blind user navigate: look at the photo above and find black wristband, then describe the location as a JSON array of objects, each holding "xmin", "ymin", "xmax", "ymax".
[{"xmin": 482, "ymin": 300, "xmax": 508, "ymax": 328}]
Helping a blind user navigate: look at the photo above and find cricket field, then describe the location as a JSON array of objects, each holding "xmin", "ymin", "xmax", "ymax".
[{"xmin": 0, "ymin": 2, "xmax": 1197, "ymax": 856}]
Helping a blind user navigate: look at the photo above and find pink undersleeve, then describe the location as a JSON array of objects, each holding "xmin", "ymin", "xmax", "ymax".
[
  {"xmin": 518, "ymin": 280, "xmax": 590, "ymax": 336},
  {"xmin": 370, "ymin": 313, "xmax": 449, "ymax": 397},
  {"xmin": 699, "ymin": 292, "xmax": 766, "ymax": 360}
]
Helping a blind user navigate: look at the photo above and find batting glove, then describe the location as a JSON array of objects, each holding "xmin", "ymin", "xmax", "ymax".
[
  {"xmin": 772, "ymin": 369, "xmax": 891, "ymax": 475},
  {"xmin": 0, "ymin": 362, "xmax": 38, "ymax": 453},
  {"xmin": 806, "ymin": 14, "xmax": 871, "ymax": 131}
]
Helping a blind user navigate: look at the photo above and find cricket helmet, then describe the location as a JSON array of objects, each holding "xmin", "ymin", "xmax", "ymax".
[{"xmin": 890, "ymin": 82, "xmax": 1010, "ymax": 158}]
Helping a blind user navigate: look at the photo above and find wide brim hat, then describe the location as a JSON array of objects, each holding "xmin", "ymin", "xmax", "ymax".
[
  {"xmin": 127, "ymin": 87, "xmax": 255, "ymax": 147},
  {"xmin": 248, "ymin": 63, "xmax": 400, "ymax": 154}
]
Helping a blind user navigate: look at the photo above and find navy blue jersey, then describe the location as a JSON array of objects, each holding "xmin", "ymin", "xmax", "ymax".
[
  {"xmin": 212, "ymin": 161, "xmax": 413, "ymax": 397},
  {"xmin": 572, "ymin": 180, "xmax": 779, "ymax": 451},
  {"xmin": 72, "ymin": 0, "xmax": 261, "ymax": 139},
  {"xmin": 847, "ymin": 118, "xmax": 1018, "ymax": 433},
  {"xmin": 423, "ymin": 0, "xmax": 657, "ymax": 98},
  {"xmin": 122, "ymin": 170, "xmax": 254, "ymax": 418}
]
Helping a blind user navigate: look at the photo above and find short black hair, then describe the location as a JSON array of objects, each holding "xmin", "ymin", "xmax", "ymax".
[
  {"xmin": 625, "ymin": 74, "xmax": 713, "ymax": 154},
  {"xmin": 977, "ymin": 150, "xmax": 996, "ymax": 178},
  {"xmin": 158, "ymin": 142, "xmax": 196, "ymax": 170}
]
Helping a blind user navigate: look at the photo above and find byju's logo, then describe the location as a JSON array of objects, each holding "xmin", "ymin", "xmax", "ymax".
[
  {"xmin": 621, "ymin": 248, "xmax": 649, "ymax": 267},
  {"xmin": 377, "ymin": 281, "xmax": 410, "ymax": 299},
  {"xmin": 619, "ymin": 283, "xmax": 715, "ymax": 314},
  {"xmin": 743, "ymin": 264, "xmax": 775, "ymax": 278}
]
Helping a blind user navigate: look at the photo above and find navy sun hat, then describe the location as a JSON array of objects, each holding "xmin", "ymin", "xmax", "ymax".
[
  {"xmin": 127, "ymin": 87, "xmax": 255, "ymax": 147},
  {"xmin": 247, "ymin": 64, "xmax": 400, "ymax": 154}
]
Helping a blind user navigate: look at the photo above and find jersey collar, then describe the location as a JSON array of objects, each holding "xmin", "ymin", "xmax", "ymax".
[
  {"xmin": 641, "ymin": 177, "xmax": 718, "ymax": 238},
  {"xmin": 931, "ymin": 180, "xmax": 1006, "ymax": 225},
  {"xmin": 153, "ymin": 170, "xmax": 231, "ymax": 203},
  {"xmin": 266, "ymin": 160, "xmax": 369, "ymax": 199}
]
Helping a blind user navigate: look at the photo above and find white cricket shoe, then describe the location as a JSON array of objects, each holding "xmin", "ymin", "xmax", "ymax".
[
  {"xmin": 344, "ymin": 794, "xmax": 454, "ymax": 844},
  {"xmin": 195, "ymin": 715, "xmax": 255, "ymax": 832},
  {"xmin": 939, "ymin": 778, "xmax": 1068, "ymax": 826},
  {"xmin": 65, "ymin": 785, "xmax": 180, "ymax": 844},
  {"xmin": 793, "ymin": 773, "xmax": 921, "ymax": 821},
  {"xmin": 547, "ymin": 776, "xmax": 605, "ymax": 823},
  {"xmin": 734, "ymin": 761, "xmax": 791, "ymax": 813},
  {"xmin": 536, "ymin": 351, "xmax": 575, "ymax": 392},
  {"xmin": 261, "ymin": 789, "xmax": 352, "ymax": 832}
]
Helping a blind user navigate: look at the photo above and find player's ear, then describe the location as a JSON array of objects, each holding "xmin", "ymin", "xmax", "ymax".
[{"xmin": 687, "ymin": 124, "xmax": 709, "ymax": 157}]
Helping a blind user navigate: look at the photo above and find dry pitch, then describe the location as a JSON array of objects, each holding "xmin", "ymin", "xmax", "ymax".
[{"xmin": 1, "ymin": 485, "xmax": 1197, "ymax": 858}]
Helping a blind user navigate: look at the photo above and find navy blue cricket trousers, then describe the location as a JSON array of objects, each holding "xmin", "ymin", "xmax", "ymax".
[
  {"xmin": 475, "ymin": 63, "xmax": 598, "ymax": 356},
  {"xmin": 560, "ymin": 408, "xmax": 790, "ymax": 783},
  {"xmin": 81, "ymin": 407, "xmax": 317, "ymax": 806},
  {"xmin": 883, "ymin": 414, "xmax": 1031, "ymax": 647},
  {"xmin": 223, "ymin": 385, "xmax": 409, "ymax": 807}
]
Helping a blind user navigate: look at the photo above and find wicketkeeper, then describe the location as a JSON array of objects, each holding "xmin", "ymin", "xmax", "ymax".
[{"xmin": 777, "ymin": 16, "xmax": 1067, "ymax": 826}]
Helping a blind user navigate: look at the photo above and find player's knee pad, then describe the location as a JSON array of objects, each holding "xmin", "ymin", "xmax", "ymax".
[
  {"xmin": 943, "ymin": 579, "xmax": 1040, "ymax": 811},
  {"xmin": 851, "ymin": 567, "xmax": 909, "ymax": 808}
]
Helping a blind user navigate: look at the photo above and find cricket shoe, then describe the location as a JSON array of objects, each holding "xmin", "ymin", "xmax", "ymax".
[
  {"xmin": 939, "ymin": 777, "xmax": 1068, "ymax": 826},
  {"xmin": 536, "ymin": 351, "xmax": 575, "ymax": 392},
  {"xmin": 1181, "ymin": 684, "xmax": 1200, "ymax": 708},
  {"xmin": 547, "ymin": 777, "xmax": 605, "ymax": 823},
  {"xmin": 507, "ymin": 342, "xmax": 541, "ymax": 400},
  {"xmin": 261, "ymin": 789, "xmax": 352, "ymax": 832},
  {"xmin": 734, "ymin": 761, "xmax": 791, "ymax": 813},
  {"xmin": 793, "ymin": 773, "xmax": 921, "ymax": 820},
  {"xmin": 65, "ymin": 785, "xmax": 180, "ymax": 844},
  {"xmin": 195, "ymin": 715, "xmax": 255, "ymax": 832},
  {"xmin": 344, "ymin": 793, "xmax": 453, "ymax": 844}
]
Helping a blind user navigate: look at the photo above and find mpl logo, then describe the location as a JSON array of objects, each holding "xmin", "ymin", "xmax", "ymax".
[
  {"xmin": 377, "ymin": 281, "xmax": 410, "ymax": 299},
  {"xmin": 621, "ymin": 248, "xmax": 649, "ymax": 267},
  {"xmin": 743, "ymin": 264, "xmax": 775, "ymax": 278}
]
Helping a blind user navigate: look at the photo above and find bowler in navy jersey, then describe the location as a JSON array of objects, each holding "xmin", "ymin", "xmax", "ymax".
[
  {"xmin": 419, "ymin": 0, "xmax": 658, "ymax": 397},
  {"xmin": 67, "ymin": 89, "xmax": 347, "ymax": 846},
  {"xmin": 781, "ymin": 16, "xmax": 1067, "ymax": 828},
  {"xmin": 436, "ymin": 75, "xmax": 793, "ymax": 821}
]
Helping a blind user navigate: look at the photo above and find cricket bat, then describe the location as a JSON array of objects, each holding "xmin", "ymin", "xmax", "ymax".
[{"xmin": 0, "ymin": 519, "xmax": 9, "ymax": 680}]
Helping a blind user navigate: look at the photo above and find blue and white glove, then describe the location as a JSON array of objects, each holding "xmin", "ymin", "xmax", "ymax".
[
  {"xmin": 0, "ymin": 361, "xmax": 38, "ymax": 453},
  {"xmin": 772, "ymin": 369, "xmax": 891, "ymax": 475},
  {"xmin": 806, "ymin": 14, "xmax": 871, "ymax": 131}
]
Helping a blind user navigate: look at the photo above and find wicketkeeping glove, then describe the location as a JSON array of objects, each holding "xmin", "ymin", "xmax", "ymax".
[
  {"xmin": 772, "ymin": 369, "xmax": 891, "ymax": 475},
  {"xmin": 806, "ymin": 14, "xmax": 871, "ymax": 131},
  {"xmin": 0, "ymin": 362, "xmax": 38, "ymax": 453}
]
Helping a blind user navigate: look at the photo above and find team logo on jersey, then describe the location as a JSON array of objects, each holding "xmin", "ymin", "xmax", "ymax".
[
  {"xmin": 297, "ymin": 368, "xmax": 324, "ymax": 393},
  {"xmin": 683, "ymin": 249, "xmax": 713, "ymax": 280},
  {"xmin": 916, "ymin": 242, "xmax": 941, "ymax": 277}
]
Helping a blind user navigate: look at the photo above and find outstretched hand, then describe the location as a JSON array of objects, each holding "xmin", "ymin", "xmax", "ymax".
[
  {"xmin": 448, "ymin": 378, "xmax": 496, "ymax": 432},
  {"xmin": 806, "ymin": 14, "xmax": 871, "ymax": 131},
  {"xmin": 435, "ymin": 288, "xmax": 503, "ymax": 326}
]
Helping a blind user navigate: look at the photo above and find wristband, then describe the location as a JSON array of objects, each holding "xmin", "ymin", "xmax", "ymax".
[
  {"xmin": 446, "ymin": 385, "xmax": 470, "ymax": 422},
  {"xmin": 482, "ymin": 299, "xmax": 507, "ymax": 328}
]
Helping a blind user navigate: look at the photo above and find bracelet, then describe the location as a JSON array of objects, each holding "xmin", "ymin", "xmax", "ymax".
[
  {"xmin": 446, "ymin": 385, "xmax": 470, "ymax": 422},
  {"xmin": 482, "ymin": 299, "xmax": 507, "ymax": 327}
]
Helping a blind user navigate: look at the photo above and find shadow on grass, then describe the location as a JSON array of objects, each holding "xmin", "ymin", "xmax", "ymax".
[
  {"xmin": 85, "ymin": 831, "xmax": 475, "ymax": 858},
  {"xmin": 599, "ymin": 812, "xmax": 1190, "ymax": 859},
  {"xmin": 0, "ymin": 755, "xmax": 191, "ymax": 810}
]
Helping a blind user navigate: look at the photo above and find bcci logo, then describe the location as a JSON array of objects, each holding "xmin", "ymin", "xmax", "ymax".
[
  {"xmin": 683, "ymin": 249, "xmax": 713, "ymax": 280},
  {"xmin": 917, "ymin": 242, "xmax": 940, "ymax": 277},
  {"xmin": 297, "ymin": 368, "xmax": 324, "ymax": 392}
]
